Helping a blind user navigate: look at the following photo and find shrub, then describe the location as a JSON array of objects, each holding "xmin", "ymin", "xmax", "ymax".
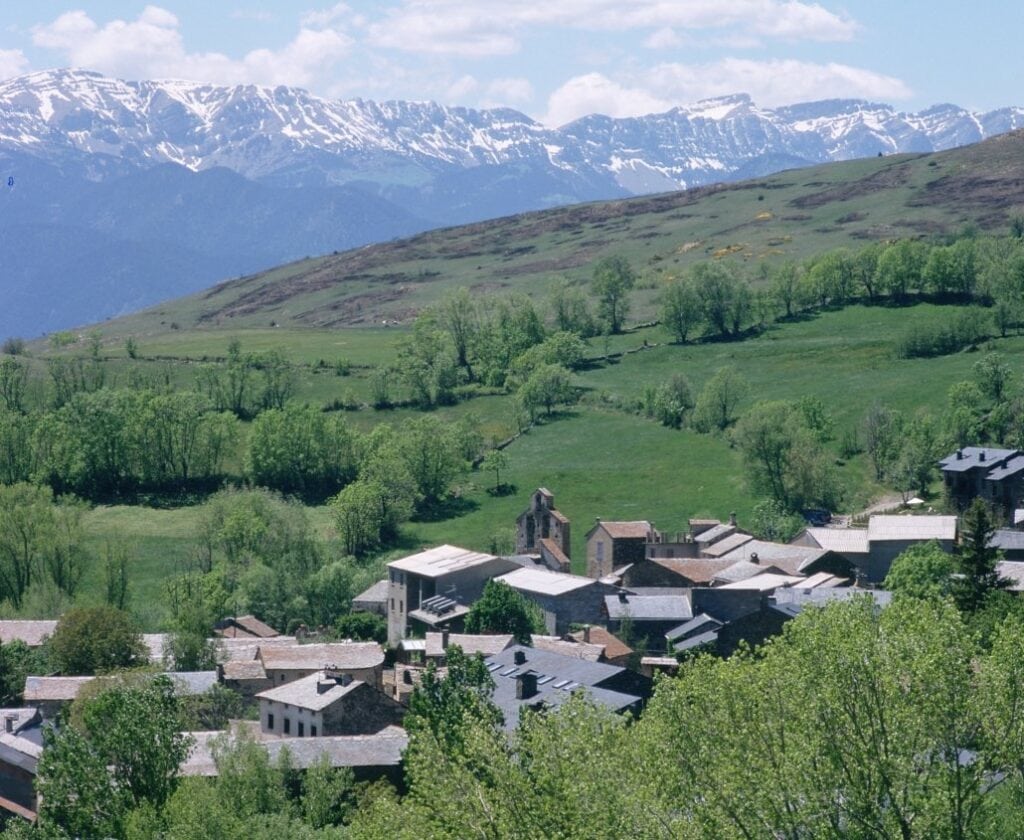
[{"xmin": 895, "ymin": 310, "xmax": 988, "ymax": 358}]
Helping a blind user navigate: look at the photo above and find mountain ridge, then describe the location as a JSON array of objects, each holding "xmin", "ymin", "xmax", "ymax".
[{"xmin": 1, "ymin": 68, "xmax": 1023, "ymax": 339}]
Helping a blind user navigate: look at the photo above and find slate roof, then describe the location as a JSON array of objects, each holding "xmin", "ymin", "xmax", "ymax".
[
  {"xmin": 181, "ymin": 727, "xmax": 408, "ymax": 776},
  {"xmin": 717, "ymin": 573, "xmax": 802, "ymax": 591},
  {"xmin": 592, "ymin": 521, "xmax": 652, "ymax": 539},
  {"xmin": 222, "ymin": 660, "xmax": 268, "ymax": 681},
  {"xmin": 388, "ymin": 544, "xmax": 502, "ymax": 578},
  {"xmin": 939, "ymin": 447, "xmax": 1019, "ymax": 473},
  {"xmin": 0, "ymin": 621, "xmax": 56, "ymax": 647},
  {"xmin": 425, "ymin": 632, "xmax": 514, "ymax": 658},
  {"xmin": 352, "ymin": 580, "xmax": 388, "ymax": 606},
  {"xmin": 694, "ymin": 524, "xmax": 736, "ymax": 545},
  {"xmin": 538, "ymin": 538, "xmax": 570, "ymax": 568},
  {"xmin": 258, "ymin": 642, "xmax": 384, "ymax": 672},
  {"xmin": 716, "ymin": 540, "xmax": 833, "ymax": 574},
  {"xmin": 665, "ymin": 613, "xmax": 723, "ymax": 643},
  {"xmin": 484, "ymin": 645, "xmax": 646, "ymax": 730},
  {"xmin": 769, "ymin": 587, "xmax": 893, "ymax": 618},
  {"xmin": 700, "ymin": 532, "xmax": 754, "ymax": 557},
  {"xmin": 256, "ymin": 671, "xmax": 364, "ymax": 711},
  {"xmin": 604, "ymin": 593, "xmax": 692, "ymax": 622},
  {"xmin": 797, "ymin": 572, "xmax": 848, "ymax": 589},
  {"xmin": 991, "ymin": 529, "xmax": 1024, "ymax": 551},
  {"xmin": 984, "ymin": 453, "xmax": 1024, "ymax": 482},
  {"xmin": 801, "ymin": 527, "xmax": 870, "ymax": 554},
  {"xmin": 498, "ymin": 567, "xmax": 595, "ymax": 596},
  {"xmin": 867, "ymin": 515, "xmax": 958, "ymax": 542},
  {"xmin": 24, "ymin": 672, "xmax": 218, "ymax": 702},
  {"xmin": 672, "ymin": 629, "xmax": 720, "ymax": 652},
  {"xmin": 712, "ymin": 559, "xmax": 785, "ymax": 584},
  {"xmin": 996, "ymin": 561, "xmax": 1024, "ymax": 592}
]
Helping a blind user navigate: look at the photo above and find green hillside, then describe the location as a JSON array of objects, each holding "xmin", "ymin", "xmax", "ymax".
[
  {"xmin": 86, "ymin": 129, "xmax": 1024, "ymax": 341},
  {"xmin": 8, "ymin": 131, "xmax": 1024, "ymax": 630}
]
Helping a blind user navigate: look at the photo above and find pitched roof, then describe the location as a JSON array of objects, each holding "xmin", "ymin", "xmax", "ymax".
[
  {"xmin": 715, "ymin": 539, "xmax": 834, "ymax": 574},
  {"xmin": 24, "ymin": 672, "xmax": 217, "ymax": 702},
  {"xmin": 217, "ymin": 636, "xmax": 297, "ymax": 663},
  {"xmin": 353, "ymin": 580, "xmax": 389, "ymax": 605},
  {"xmin": 258, "ymin": 642, "xmax": 384, "ymax": 672},
  {"xmin": 867, "ymin": 515, "xmax": 958, "ymax": 542},
  {"xmin": 181, "ymin": 727, "xmax": 408, "ymax": 776},
  {"xmin": 568, "ymin": 626, "xmax": 633, "ymax": 661},
  {"xmin": 997, "ymin": 561, "xmax": 1024, "ymax": 592},
  {"xmin": 484, "ymin": 645, "xmax": 645, "ymax": 730},
  {"xmin": 227, "ymin": 615, "xmax": 280, "ymax": 638},
  {"xmin": 984, "ymin": 453, "xmax": 1024, "ymax": 482},
  {"xmin": 718, "ymin": 573, "xmax": 803, "ymax": 591},
  {"xmin": 991, "ymin": 529, "xmax": 1024, "ymax": 551},
  {"xmin": 665, "ymin": 613, "xmax": 723, "ymax": 643},
  {"xmin": 694, "ymin": 523, "xmax": 736, "ymax": 545},
  {"xmin": 939, "ymin": 447, "xmax": 1019, "ymax": 473},
  {"xmin": 650, "ymin": 557, "xmax": 732, "ymax": 585},
  {"xmin": 388, "ymin": 544, "xmax": 503, "ymax": 577},
  {"xmin": 801, "ymin": 527, "xmax": 870, "ymax": 555},
  {"xmin": 592, "ymin": 521, "xmax": 652, "ymax": 539},
  {"xmin": 538, "ymin": 538, "xmax": 570, "ymax": 568},
  {"xmin": 222, "ymin": 660, "xmax": 268, "ymax": 681},
  {"xmin": 0, "ymin": 621, "xmax": 56, "ymax": 647},
  {"xmin": 712, "ymin": 559, "xmax": 783, "ymax": 584},
  {"xmin": 769, "ymin": 587, "xmax": 892, "ymax": 617},
  {"xmin": 497, "ymin": 567, "xmax": 595, "ymax": 596},
  {"xmin": 256, "ymin": 671, "xmax": 364, "ymax": 711},
  {"xmin": 604, "ymin": 593, "xmax": 692, "ymax": 621},
  {"xmin": 425, "ymin": 632, "xmax": 514, "ymax": 658},
  {"xmin": 700, "ymin": 532, "xmax": 753, "ymax": 557},
  {"xmin": 531, "ymin": 635, "xmax": 605, "ymax": 661}
]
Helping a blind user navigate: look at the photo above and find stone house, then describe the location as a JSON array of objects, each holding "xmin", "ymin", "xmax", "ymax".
[
  {"xmin": 940, "ymin": 446, "xmax": 1024, "ymax": 518},
  {"xmin": 256, "ymin": 671, "xmax": 405, "ymax": 739},
  {"xmin": 0, "ymin": 708, "xmax": 43, "ymax": 822},
  {"xmin": 386, "ymin": 545, "xmax": 520, "ymax": 645},
  {"xmin": 603, "ymin": 591, "xmax": 693, "ymax": 644},
  {"xmin": 585, "ymin": 520, "xmax": 655, "ymax": 579},
  {"xmin": 515, "ymin": 488, "xmax": 572, "ymax": 569},
  {"xmin": 214, "ymin": 615, "xmax": 279, "ymax": 639},
  {"xmin": 24, "ymin": 672, "xmax": 218, "ymax": 720},
  {"xmin": 483, "ymin": 644, "xmax": 652, "ymax": 730},
  {"xmin": 496, "ymin": 567, "xmax": 616, "ymax": 635},
  {"xmin": 258, "ymin": 642, "xmax": 385, "ymax": 689}
]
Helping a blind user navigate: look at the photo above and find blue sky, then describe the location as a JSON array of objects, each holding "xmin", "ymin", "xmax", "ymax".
[{"xmin": 0, "ymin": 2, "xmax": 1019, "ymax": 126}]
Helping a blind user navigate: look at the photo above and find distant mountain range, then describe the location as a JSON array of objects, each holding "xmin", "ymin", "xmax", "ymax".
[{"xmin": 0, "ymin": 68, "xmax": 1022, "ymax": 339}]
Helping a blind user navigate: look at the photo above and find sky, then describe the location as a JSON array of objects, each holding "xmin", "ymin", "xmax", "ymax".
[{"xmin": 0, "ymin": 2, "xmax": 1020, "ymax": 127}]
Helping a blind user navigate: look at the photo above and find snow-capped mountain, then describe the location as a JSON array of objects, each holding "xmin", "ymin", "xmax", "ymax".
[{"xmin": 0, "ymin": 68, "xmax": 1021, "ymax": 338}]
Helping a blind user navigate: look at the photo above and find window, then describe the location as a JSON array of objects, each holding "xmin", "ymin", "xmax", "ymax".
[
  {"xmin": 390, "ymin": 598, "xmax": 395, "ymax": 611},
  {"xmin": 283, "ymin": 718, "xmax": 291, "ymax": 735},
  {"xmin": 298, "ymin": 722, "xmax": 304, "ymax": 737},
  {"xmin": 267, "ymin": 713, "xmax": 274, "ymax": 731},
  {"xmin": 596, "ymin": 541, "xmax": 604, "ymax": 562},
  {"xmin": 280, "ymin": 674, "xmax": 286, "ymax": 683},
  {"xmin": 311, "ymin": 725, "xmax": 317, "ymax": 737},
  {"xmin": 400, "ymin": 600, "xmax": 404, "ymax": 613}
]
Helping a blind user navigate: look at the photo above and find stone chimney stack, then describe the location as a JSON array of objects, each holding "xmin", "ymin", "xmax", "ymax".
[
  {"xmin": 729, "ymin": 511, "xmax": 737, "ymax": 526},
  {"xmin": 441, "ymin": 629, "xmax": 450, "ymax": 649},
  {"xmin": 514, "ymin": 649, "xmax": 527, "ymax": 666},
  {"xmin": 515, "ymin": 671, "xmax": 538, "ymax": 700}
]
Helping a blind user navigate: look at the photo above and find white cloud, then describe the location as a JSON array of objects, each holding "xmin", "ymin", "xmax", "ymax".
[
  {"xmin": 366, "ymin": 0, "xmax": 856, "ymax": 57},
  {"xmin": 648, "ymin": 58, "xmax": 913, "ymax": 108},
  {"xmin": 542, "ymin": 72, "xmax": 672, "ymax": 126},
  {"xmin": 0, "ymin": 48, "xmax": 28, "ymax": 80},
  {"xmin": 541, "ymin": 60, "xmax": 913, "ymax": 126},
  {"xmin": 300, "ymin": 3, "xmax": 351, "ymax": 29},
  {"xmin": 483, "ymin": 77, "xmax": 533, "ymax": 106},
  {"xmin": 446, "ymin": 74, "xmax": 479, "ymax": 101},
  {"xmin": 643, "ymin": 27, "xmax": 684, "ymax": 50},
  {"xmin": 31, "ymin": 6, "xmax": 352, "ymax": 89}
]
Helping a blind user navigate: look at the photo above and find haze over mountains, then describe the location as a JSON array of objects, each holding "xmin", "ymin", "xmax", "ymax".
[{"xmin": 1, "ymin": 68, "xmax": 1022, "ymax": 339}]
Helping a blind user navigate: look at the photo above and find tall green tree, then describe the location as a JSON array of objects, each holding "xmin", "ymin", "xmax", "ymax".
[
  {"xmin": 591, "ymin": 255, "xmax": 635, "ymax": 334},
  {"xmin": 48, "ymin": 605, "xmax": 146, "ymax": 675},
  {"xmin": 692, "ymin": 366, "xmax": 748, "ymax": 432},
  {"xmin": 953, "ymin": 498, "xmax": 1007, "ymax": 612},
  {"xmin": 660, "ymin": 277, "xmax": 702, "ymax": 343},
  {"xmin": 464, "ymin": 580, "xmax": 545, "ymax": 643}
]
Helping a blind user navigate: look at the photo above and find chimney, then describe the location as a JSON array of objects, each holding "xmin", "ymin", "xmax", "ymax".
[
  {"xmin": 339, "ymin": 673, "xmax": 353, "ymax": 687},
  {"xmin": 956, "ymin": 449, "xmax": 963, "ymax": 460},
  {"xmin": 583, "ymin": 625, "xmax": 591, "ymax": 644},
  {"xmin": 729, "ymin": 511, "xmax": 737, "ymax": 526},
  {"xmin": 4, "ymin": 716, "xmax": 14, "ymax": 734},
  {"xmin": 514, "ymin": 650, "xmax": 527, "ymax": 666},
  {"xmin": 617, "ymin": 591, "xmax": 628, "ymax": 603},
  {"xmin": 440, "ymin": 629, "xmax": 450, "ymax": 650},
  {"xmin": 980, "ymin": 450, "xmax": 986, "ymax": 462},
  {"xmin": 516, "ymin": 671, "xmax": 538, "ymax": 700},
  {"xmin": 750, "ymin": 552, "xmax": 759, "ymax": 565}
]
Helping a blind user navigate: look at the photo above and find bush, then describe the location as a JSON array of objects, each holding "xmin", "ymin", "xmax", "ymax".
[
  {"xmin": 895, "ymin": 310, "xmax": 988, "ymax": 358},
  {"xmin": 1, "ymin": 337, "xmax": 25, "ymax": 356}
]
